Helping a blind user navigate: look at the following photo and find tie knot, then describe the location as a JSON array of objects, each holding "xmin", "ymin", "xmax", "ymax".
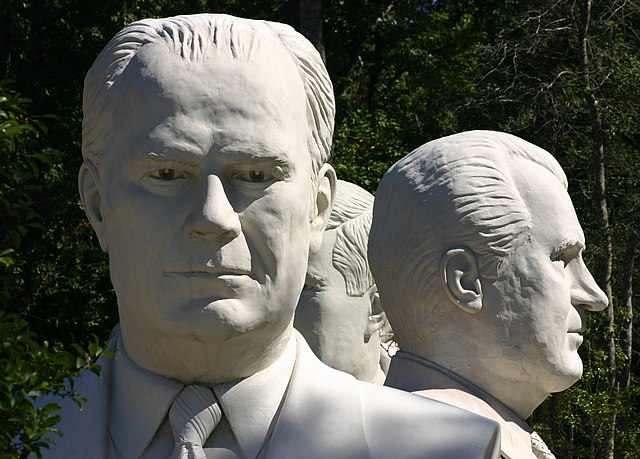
[{"xmin": 170, "ymin": 385, "xmax": 222, "ymax": 449}]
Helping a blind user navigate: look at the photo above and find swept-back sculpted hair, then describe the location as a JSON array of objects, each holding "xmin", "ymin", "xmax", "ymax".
[
  {"xmin": 326, "ymin": 180, "xmax": 375, "ymax": 297},
  {"xmin": 368, "ymin": 130, "xmax": 567, "ymax": 348},
  {"xmin": 82, "ymin": 13, "xmax": 335, "ymax": 175}
]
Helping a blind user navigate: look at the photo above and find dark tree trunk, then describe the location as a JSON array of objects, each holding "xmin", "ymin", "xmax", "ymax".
[
  {"xmin": 621, "ymin": 233, "xmax": 637, "ymax": 390},
  {"xmin": 299, "ymin": 0, "xmax": 325, "ymax": 63},
  {"xmin": 579, "ymin": 1, "xmax": 615, "ymax": 457},
  {"xmin": 0, "ymin": 0, "xmax": 14, "ymax": 78},
  {"xmin": 617, "ymin": 233, "xmax": 637, "ymax": 458}
]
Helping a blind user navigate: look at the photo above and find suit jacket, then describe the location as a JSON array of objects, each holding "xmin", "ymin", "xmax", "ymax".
[
  {"xmin": 385, "ymin": 351, "xmax": 551, "ymax": 459},
  {"xmin": 41, "ymin": 330, "xmax": 500, "ymax": 458}
]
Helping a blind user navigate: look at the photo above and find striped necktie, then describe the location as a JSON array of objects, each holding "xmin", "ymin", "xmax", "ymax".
[{"xmin": 169, "ymin": 385, "xmax": 222, "ymax": 459}]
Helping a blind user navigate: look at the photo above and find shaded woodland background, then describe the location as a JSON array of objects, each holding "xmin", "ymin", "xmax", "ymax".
[{"xmin": 1, "ymin": 1, "xmax": 639, "ymax": 457}]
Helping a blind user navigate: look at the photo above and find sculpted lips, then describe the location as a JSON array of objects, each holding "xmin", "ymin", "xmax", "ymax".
[
  {"xmin": 567, "ymin": 318, "xmax": 585, "ymax": 335},
  {"xmin": 164, "ymin": 258, "xmax": 254, "ymax": 278},
  {"xmin": 566, "ymin": 323, "xmax": 584, "ymax": 336},
  {"xmin": 163, "ymin": 265, "xmax": 259, "ymax": 300}
]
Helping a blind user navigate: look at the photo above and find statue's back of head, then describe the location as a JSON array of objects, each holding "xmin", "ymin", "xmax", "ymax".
[{"xmin": 295, "ymin": 180, "xmax": 390, "ymax": 384}]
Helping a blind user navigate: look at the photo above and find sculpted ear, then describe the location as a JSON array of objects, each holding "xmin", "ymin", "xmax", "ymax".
[
  {"xmin": 78, "ymin": 160, "xmax": 108, "ymax": 252},
  {"xmin": 441, "ymin": 247, "xmax": 483, "ymax": 314},
  {"xmin": 309, "ymin": 163, "xmax": 336, "ymax": 255}
]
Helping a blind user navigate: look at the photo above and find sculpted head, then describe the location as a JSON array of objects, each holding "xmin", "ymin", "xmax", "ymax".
[
  {"xmin": 79, "ymin": 14, "xmax": 336, "ymax": 384},
  {"xmin": 369, "ymin": 130, "xmax": 607, "ymax": 417},
  {"xmin": 294, "ymin": 180, "xmax": 388, "ymax": 383}
]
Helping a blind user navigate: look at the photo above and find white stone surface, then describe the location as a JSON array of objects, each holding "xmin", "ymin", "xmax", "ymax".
[
  {"xmin": 79, "ymin": 15, "xmax": 327, "ymax": 384},
  {"xmin": 295, "ymin": 179, "xmax": 388, "ymax": 384},
  {"xmin": 370, "ymin": 130, "xmax": 608, "ymax": 457},
  {"xmin": 42, "ymin": 15, "xmax": 501, "ymax": 458}
]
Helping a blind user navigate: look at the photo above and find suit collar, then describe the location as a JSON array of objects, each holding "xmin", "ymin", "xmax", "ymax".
[
  {"xmin": 109, "ymin": 328, "xmax": 296, "ymax": 459},
  {"xmin": 109, "ymin": 332, "xmax": 183, "ymax": 458}
]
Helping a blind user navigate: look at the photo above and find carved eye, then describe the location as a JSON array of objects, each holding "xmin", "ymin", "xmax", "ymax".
[
  {"xmin": 158, "ymin": 168, "xmax": 176, "ymax": 180},
  {"xmin": 248, "ymin": 170, "xmax": 265, "ymax": 182},
  {"xmin": 147, "ymin": 168, "xmax": 189, "ymax": 183},
  {"xmin": 235, "ymin": 170, "xmax": 271, "ymax": 183},
  {"xmin": 552, "ymin": 254, "xmax": 569, "ymax": 268}
]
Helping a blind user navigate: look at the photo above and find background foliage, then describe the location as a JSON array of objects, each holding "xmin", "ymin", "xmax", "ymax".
[{"xmin": 1, "ymin": 0, "xmax": 638, "ymax": 456}]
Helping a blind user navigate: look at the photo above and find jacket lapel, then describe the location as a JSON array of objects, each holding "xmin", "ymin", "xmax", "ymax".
[{"xmin": 265, "ymin": 333, "xmax": 370, "ymax": 458}]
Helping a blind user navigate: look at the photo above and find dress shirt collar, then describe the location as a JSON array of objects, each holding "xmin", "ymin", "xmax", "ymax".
[
  {"xmin": 109, "ymin": 328, "xmax": 297, "ymax": 459},
  {"xmin": 211, "ymin": 332, "xmax": 296, "ymax": 458}
]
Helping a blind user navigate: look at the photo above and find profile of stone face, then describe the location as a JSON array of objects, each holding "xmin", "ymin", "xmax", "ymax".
[
  {"xmin": 294, "ymin": 179, "xmax": 390, "ymax": 384},
  {"xmin": 370, "ymin": 130, "xmax": 608, "ymax": 458},
  {"xmin": 43, "ymin": 15, "xmax": 501, "ymax": 458}
]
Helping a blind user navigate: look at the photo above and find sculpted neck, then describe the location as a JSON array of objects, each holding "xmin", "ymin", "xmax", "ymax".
[
  {"xmin": 121, "ymin": 323, "xmax": 293, "ymax": 385},
  {"xmin": 401, "ymin": 343, "xmax": 548, "ymax": 420}
]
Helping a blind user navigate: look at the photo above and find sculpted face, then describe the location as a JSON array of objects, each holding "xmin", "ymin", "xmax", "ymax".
[
  {"xmin": 83, "ymin": 42, "xmax": 333, "ymax": 382},
  {"xmin": 480, "ymin": 159, "xmax": 607, "ymax": 393},
  {"xmin": 295, "ymin": 229, "xmax": 382, "ymax": 382}
]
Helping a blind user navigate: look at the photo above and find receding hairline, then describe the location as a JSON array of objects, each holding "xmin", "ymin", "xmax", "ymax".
[
  {"xmin": 82, "ymin": 13, "xmax": 335, "ymax": 175},
  {"xmin": 427, "ymin": 130, "xmax": 567, "ymax": 189}
]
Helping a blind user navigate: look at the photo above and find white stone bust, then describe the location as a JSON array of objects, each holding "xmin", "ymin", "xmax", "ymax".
[
  {"xmin": 79, "ymin": 13, "xmax": 336, "ymax": 385},
  {"xmin": 369, "ymin": 130, "xmax": 608, "ymax": 458},
  {"xmin": 42, "ymin": 16, "xmax": 501, "ymax": 459},
  {"xmin": 294, "ymin": 179, "xmax": 390, "ymax": 384}
]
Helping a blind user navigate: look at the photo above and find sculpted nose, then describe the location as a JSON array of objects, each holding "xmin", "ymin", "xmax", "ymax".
[
  {"xmin": 571, "ymin": 260, "xmax": 608, "ymax": 312},
  {"xmin": 185, "ymin": 174, "xmax": 241, "ymax": 240}
]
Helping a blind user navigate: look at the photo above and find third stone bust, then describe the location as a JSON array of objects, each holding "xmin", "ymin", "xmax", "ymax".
[{"xmin": 295, "ymin": 179, "xmax": 389, "ymax": 384}]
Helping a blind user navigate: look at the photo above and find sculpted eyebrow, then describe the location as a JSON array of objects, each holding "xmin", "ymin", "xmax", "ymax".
[
  {"xmin": 222, "ymin": 152, "xmax": 293, "ymax": 178},
  {"xmin": 305, "ymin": 271, "xmax": 327, "ymax": 286},
  {"xmin": 134, "ymin": 151, "xmax": 200, "ymax": 164},
  {"xmin": 551, "ymin": 240, "xmax": 585, "ymax": 258},
  {"xmin": 217, "ymin": 141, "xmax": 292, "ymax": 159},
  {"xmin": 226, "ymin": 156, "xmax": 291, "ymax": 171}
]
